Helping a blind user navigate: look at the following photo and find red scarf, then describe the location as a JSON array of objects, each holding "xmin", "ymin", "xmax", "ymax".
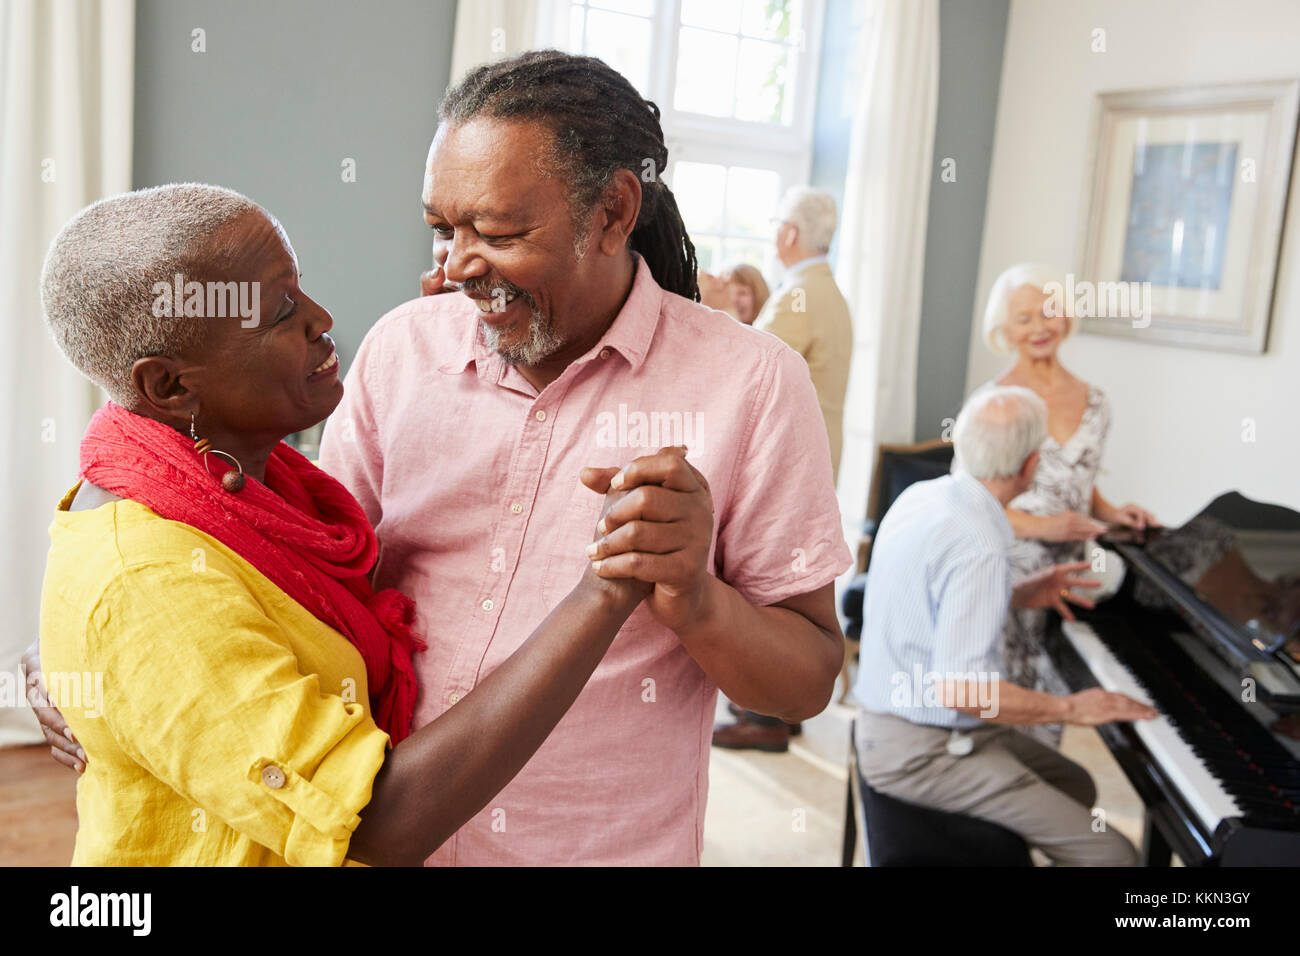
[{"xmin": 79, "ymin": 401, "xmax": 424, "ymax": 743}]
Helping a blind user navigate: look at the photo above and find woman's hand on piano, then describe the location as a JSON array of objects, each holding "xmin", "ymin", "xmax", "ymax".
[
  {"xmin": 1063, "ymin": 687, "xmax": 1158, "ymax": 726},
  {"xmin": 1036, "ymin": 510, "xmax": 1110, "ymax": 542},
  {"xmin": 1110, "ymin": 502, "xmax": 1160, "ymax": 531}
]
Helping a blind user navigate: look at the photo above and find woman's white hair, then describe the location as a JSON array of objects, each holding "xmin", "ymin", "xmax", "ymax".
[
  {"xmin": 41, "ymin": 183, "xmax": 266, "ymax": 408},
  {"xmin": 776, "ymin": 186, "xmax": 838, "ymax": 253},
  {"xmin": 981, "ymin": 262, "xmax": 1073, "ymax": 353},
  {"xmin": 953, "ymin": 385, "xmax": 1047, "ymax": 480}
]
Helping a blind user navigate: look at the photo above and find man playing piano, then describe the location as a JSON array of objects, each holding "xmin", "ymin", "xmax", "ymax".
[{"xmin": 854, "ymin": 386, "xmax": 1157, "ymax": 866}]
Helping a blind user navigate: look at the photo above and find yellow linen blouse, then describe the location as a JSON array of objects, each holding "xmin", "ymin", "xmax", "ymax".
[{"xmin": 39, "ymin": 481, "xmax": 391, "ymax": 866}]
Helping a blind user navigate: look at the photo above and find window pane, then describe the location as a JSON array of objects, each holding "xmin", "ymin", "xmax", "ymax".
[
  {"xmin": 692, "ymin": 235, "xmax": 723, "ymax": 273},
  {"xmin": 674, "ymin": 28, "xmax": 737, "ymax": 117},
  {"xmin": 672, "ymin": 161, "xmax": 726, "ymax": 234},
  {"xmin": 740, "ymin": 0, "xmax": 800, "ymax": 41},
  {"xmin": 584, "ymin": 9, "xmax": 652, "ymax": 94},
  {"xmin": 726, "ymin": 166, "xmax": 781, "ymax": 238},
  {"xmin": 720, "ymin": 239, "xmax": 769, "ymax": 270},
  {"xmin": 569, "ymin": 5, "xmax": 585, "ymax": 51},
  {"xmin": 681, "ymin": 0, "xmax": 742, "ymax": 33},
  {"xmin": 735, "ymin": 38, "xmax": 789, "ymax": 124},
  {"xmin": 590, "ymin": 0, "xmax": 654, "ymax": 16}
]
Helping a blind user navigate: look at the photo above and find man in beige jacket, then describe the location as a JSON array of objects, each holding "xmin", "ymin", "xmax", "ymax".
[{"xmin": 713, "ymin": 186, "xmax": 854, "ymax": 752}]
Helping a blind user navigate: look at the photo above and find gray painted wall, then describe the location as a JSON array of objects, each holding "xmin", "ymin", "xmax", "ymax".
[
  {"xmin": 914, "ymin": 0, "xmax": 1009, "ymax": 439},
  {"xmin": 133, "ymin": 0, "xmax": 457, "ymax": 370}
]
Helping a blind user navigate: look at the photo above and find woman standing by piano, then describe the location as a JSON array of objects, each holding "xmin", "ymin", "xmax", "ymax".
[{"xmin": 961, "ymin": 263, "xmax": 1160, "ymax": 746}]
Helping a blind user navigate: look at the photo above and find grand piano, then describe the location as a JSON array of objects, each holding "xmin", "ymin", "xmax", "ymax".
[{"xmin": 1047, "ymin": 490, "xmax": 1300, "ymax": 866}]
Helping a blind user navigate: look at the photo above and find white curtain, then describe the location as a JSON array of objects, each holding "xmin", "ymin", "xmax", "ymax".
[
  {"xmin": 0, "ymin": 0, "xmax": 133, "ymax": 746},
  {"xmin": 449, "ymin": 0, "xmax": 568, "ymax": 87},
  {"xmin": 833, "ymin": 0, "xmax": 939, "ymax": 558}
]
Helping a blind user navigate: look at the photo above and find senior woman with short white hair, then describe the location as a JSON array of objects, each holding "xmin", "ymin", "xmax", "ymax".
[{"xmin": 958, "ymin": 262, "xmax": 1158, "ymax": 746}]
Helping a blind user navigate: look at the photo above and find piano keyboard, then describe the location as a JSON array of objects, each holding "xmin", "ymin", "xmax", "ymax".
[
  {"xmin": 1062, "ymin": 620, "xmax": 1242, "ymax": 836},
  {"xmin": 1060, "ymin": 613, "xmax": 1300, "ymax": 842}
]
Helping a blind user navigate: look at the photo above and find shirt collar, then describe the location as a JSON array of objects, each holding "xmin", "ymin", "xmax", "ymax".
[
  {"xmin": 953, "ymin": 469, "xmax": 1015, "ymax": 547},
  {"xmin": 783, "ymin": 254, "xmax": 829, "ymax": 283},
  {"xmin": 437, "ymin": 252, "xmax": 665, "ymax": 380},
  {"xmin": 587, "ymin": 252, "xmax": 663, "ymax": 372}
]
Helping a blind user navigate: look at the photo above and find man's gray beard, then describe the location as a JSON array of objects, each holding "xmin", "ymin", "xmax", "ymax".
[{"xmin": 480, "ymin": 303, "xmax": 565, "ymax": 366}]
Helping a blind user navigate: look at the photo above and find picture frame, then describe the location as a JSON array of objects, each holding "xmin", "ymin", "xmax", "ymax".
[{"xmin": 1076, "ymin": 79, "xmax": 1300, "ymax": 353}]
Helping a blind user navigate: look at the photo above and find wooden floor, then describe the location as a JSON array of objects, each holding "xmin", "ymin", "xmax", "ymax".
[{"xmin": 0, "ymin": 745, "xmax": 78, "ymax": 866}]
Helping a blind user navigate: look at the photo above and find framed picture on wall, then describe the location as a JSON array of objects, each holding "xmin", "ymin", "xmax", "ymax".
[{"xmin": 1077, "ymin": 79, "xmax": 1299, "ymax": 353}]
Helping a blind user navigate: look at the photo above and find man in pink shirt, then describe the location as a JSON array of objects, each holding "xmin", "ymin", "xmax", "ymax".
[{"xmin": 318, "ymin": 50, "xmax": 851, "ymax": 865}]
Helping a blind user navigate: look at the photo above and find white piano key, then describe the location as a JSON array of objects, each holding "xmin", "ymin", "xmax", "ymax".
[{"xmin": 1062, "ymin": 620, "xmax": 1242, "ymax": 836}]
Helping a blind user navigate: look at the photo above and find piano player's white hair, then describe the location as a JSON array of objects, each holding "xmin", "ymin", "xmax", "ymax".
[
  {"xmin": 953, "ymin": 385, "xmax": 1047, "ymax": 481},
  {"xmin": 40, "ymin": 183, "xmax": 267, "ymax": 408}
]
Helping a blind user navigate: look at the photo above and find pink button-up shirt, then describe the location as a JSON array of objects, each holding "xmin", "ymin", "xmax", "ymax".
[{"xmin": 318, "ymin": 254, "xmax": 851, "ymax": 865}]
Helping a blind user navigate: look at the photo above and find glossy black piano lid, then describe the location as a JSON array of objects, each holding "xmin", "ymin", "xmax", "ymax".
[{"xmin": 1107, "ymin": 492, "xmax": 1300, "ymax": 657}]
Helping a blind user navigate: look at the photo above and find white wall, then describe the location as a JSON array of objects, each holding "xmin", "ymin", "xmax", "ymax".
[{"xmin": 966, "ymin": 0, "xmax": 1300, "ymax": 525}]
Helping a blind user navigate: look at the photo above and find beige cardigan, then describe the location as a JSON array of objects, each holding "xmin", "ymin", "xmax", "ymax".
[{"xmin": 754, "ymin": 260, "xmax": 853, "ymax": 480}]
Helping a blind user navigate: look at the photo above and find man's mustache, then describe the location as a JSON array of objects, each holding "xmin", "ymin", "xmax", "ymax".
[{"xmin": 461, "ymin": 276, "xmax": 537, "ymax": 312}]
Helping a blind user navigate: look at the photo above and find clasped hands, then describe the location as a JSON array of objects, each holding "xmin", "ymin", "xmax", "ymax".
[{"xmin": 579, "ymin": 445, "xmax": 716, "ymax": 634}]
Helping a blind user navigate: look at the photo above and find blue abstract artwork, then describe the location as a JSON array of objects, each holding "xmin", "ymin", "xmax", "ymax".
[{"xmin": 1120, "ymin": 141, "xmax": 1238, "ymax": 289}]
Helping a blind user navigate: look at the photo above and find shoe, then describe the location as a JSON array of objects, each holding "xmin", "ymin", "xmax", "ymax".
[
  {"xmin": 712, "ymin": 717, "xmax": 790, "ymax": 753},
  {"xmin": 727, "ymin": 700, "xmax": 800, "ymax": 735},
  {"xmin": 725, "ymin": 701, "xmax": 801, "ymax": 736}
]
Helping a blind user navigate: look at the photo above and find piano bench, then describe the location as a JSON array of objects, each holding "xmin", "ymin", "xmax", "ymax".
[{"xmin": 858, "ymin": 779, "xmax": 1035, "ymax": 866}]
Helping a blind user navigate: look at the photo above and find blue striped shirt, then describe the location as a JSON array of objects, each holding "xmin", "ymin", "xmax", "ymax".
[{"xmin": 853, "ymin": 470, "xmax": 1014, "ymax": 728}]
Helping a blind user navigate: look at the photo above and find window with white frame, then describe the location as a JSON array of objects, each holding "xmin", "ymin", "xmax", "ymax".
[{"xmin": 565, "ymin": 0, "xmax": 823, "ymax": 272}]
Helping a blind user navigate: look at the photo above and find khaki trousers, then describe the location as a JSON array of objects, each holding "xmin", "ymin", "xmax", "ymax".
[{"xmin": 855, "ymin": 710, "xmax": 1139, "ymax": 866}]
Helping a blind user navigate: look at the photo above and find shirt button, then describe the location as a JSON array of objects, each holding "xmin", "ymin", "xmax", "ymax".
[
  {"xmin": 599, "ymin": 348, "xmax": 610, "ymax": 359},
  {"xmin": 481, "ymin": 598, "xmax": 494, "ymax": 611},
  {"xmin": 535, "ymin": 409, "xmax": 547, "ymax": 422},
  {"xmin": 510, "ymin": 502, "xmax": 523, "ymax": 514},
  {"xmin": 261, "ymin": 765, "xmax": 286, "ymax": 789},
  {"xmin": 448, "ymin": 692, "xmax": 461, "ymax": 705}
]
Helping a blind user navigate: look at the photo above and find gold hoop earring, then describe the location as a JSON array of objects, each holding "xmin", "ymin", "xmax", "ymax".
[{"xmin": 190, "ymin": 410, "xmax": 246, "ymax": 492}]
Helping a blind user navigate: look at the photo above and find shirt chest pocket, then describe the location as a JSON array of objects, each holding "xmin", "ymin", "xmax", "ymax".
[{"xmin": 539, "ymin": 485, "xmax": 605, "ymax": 609}]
